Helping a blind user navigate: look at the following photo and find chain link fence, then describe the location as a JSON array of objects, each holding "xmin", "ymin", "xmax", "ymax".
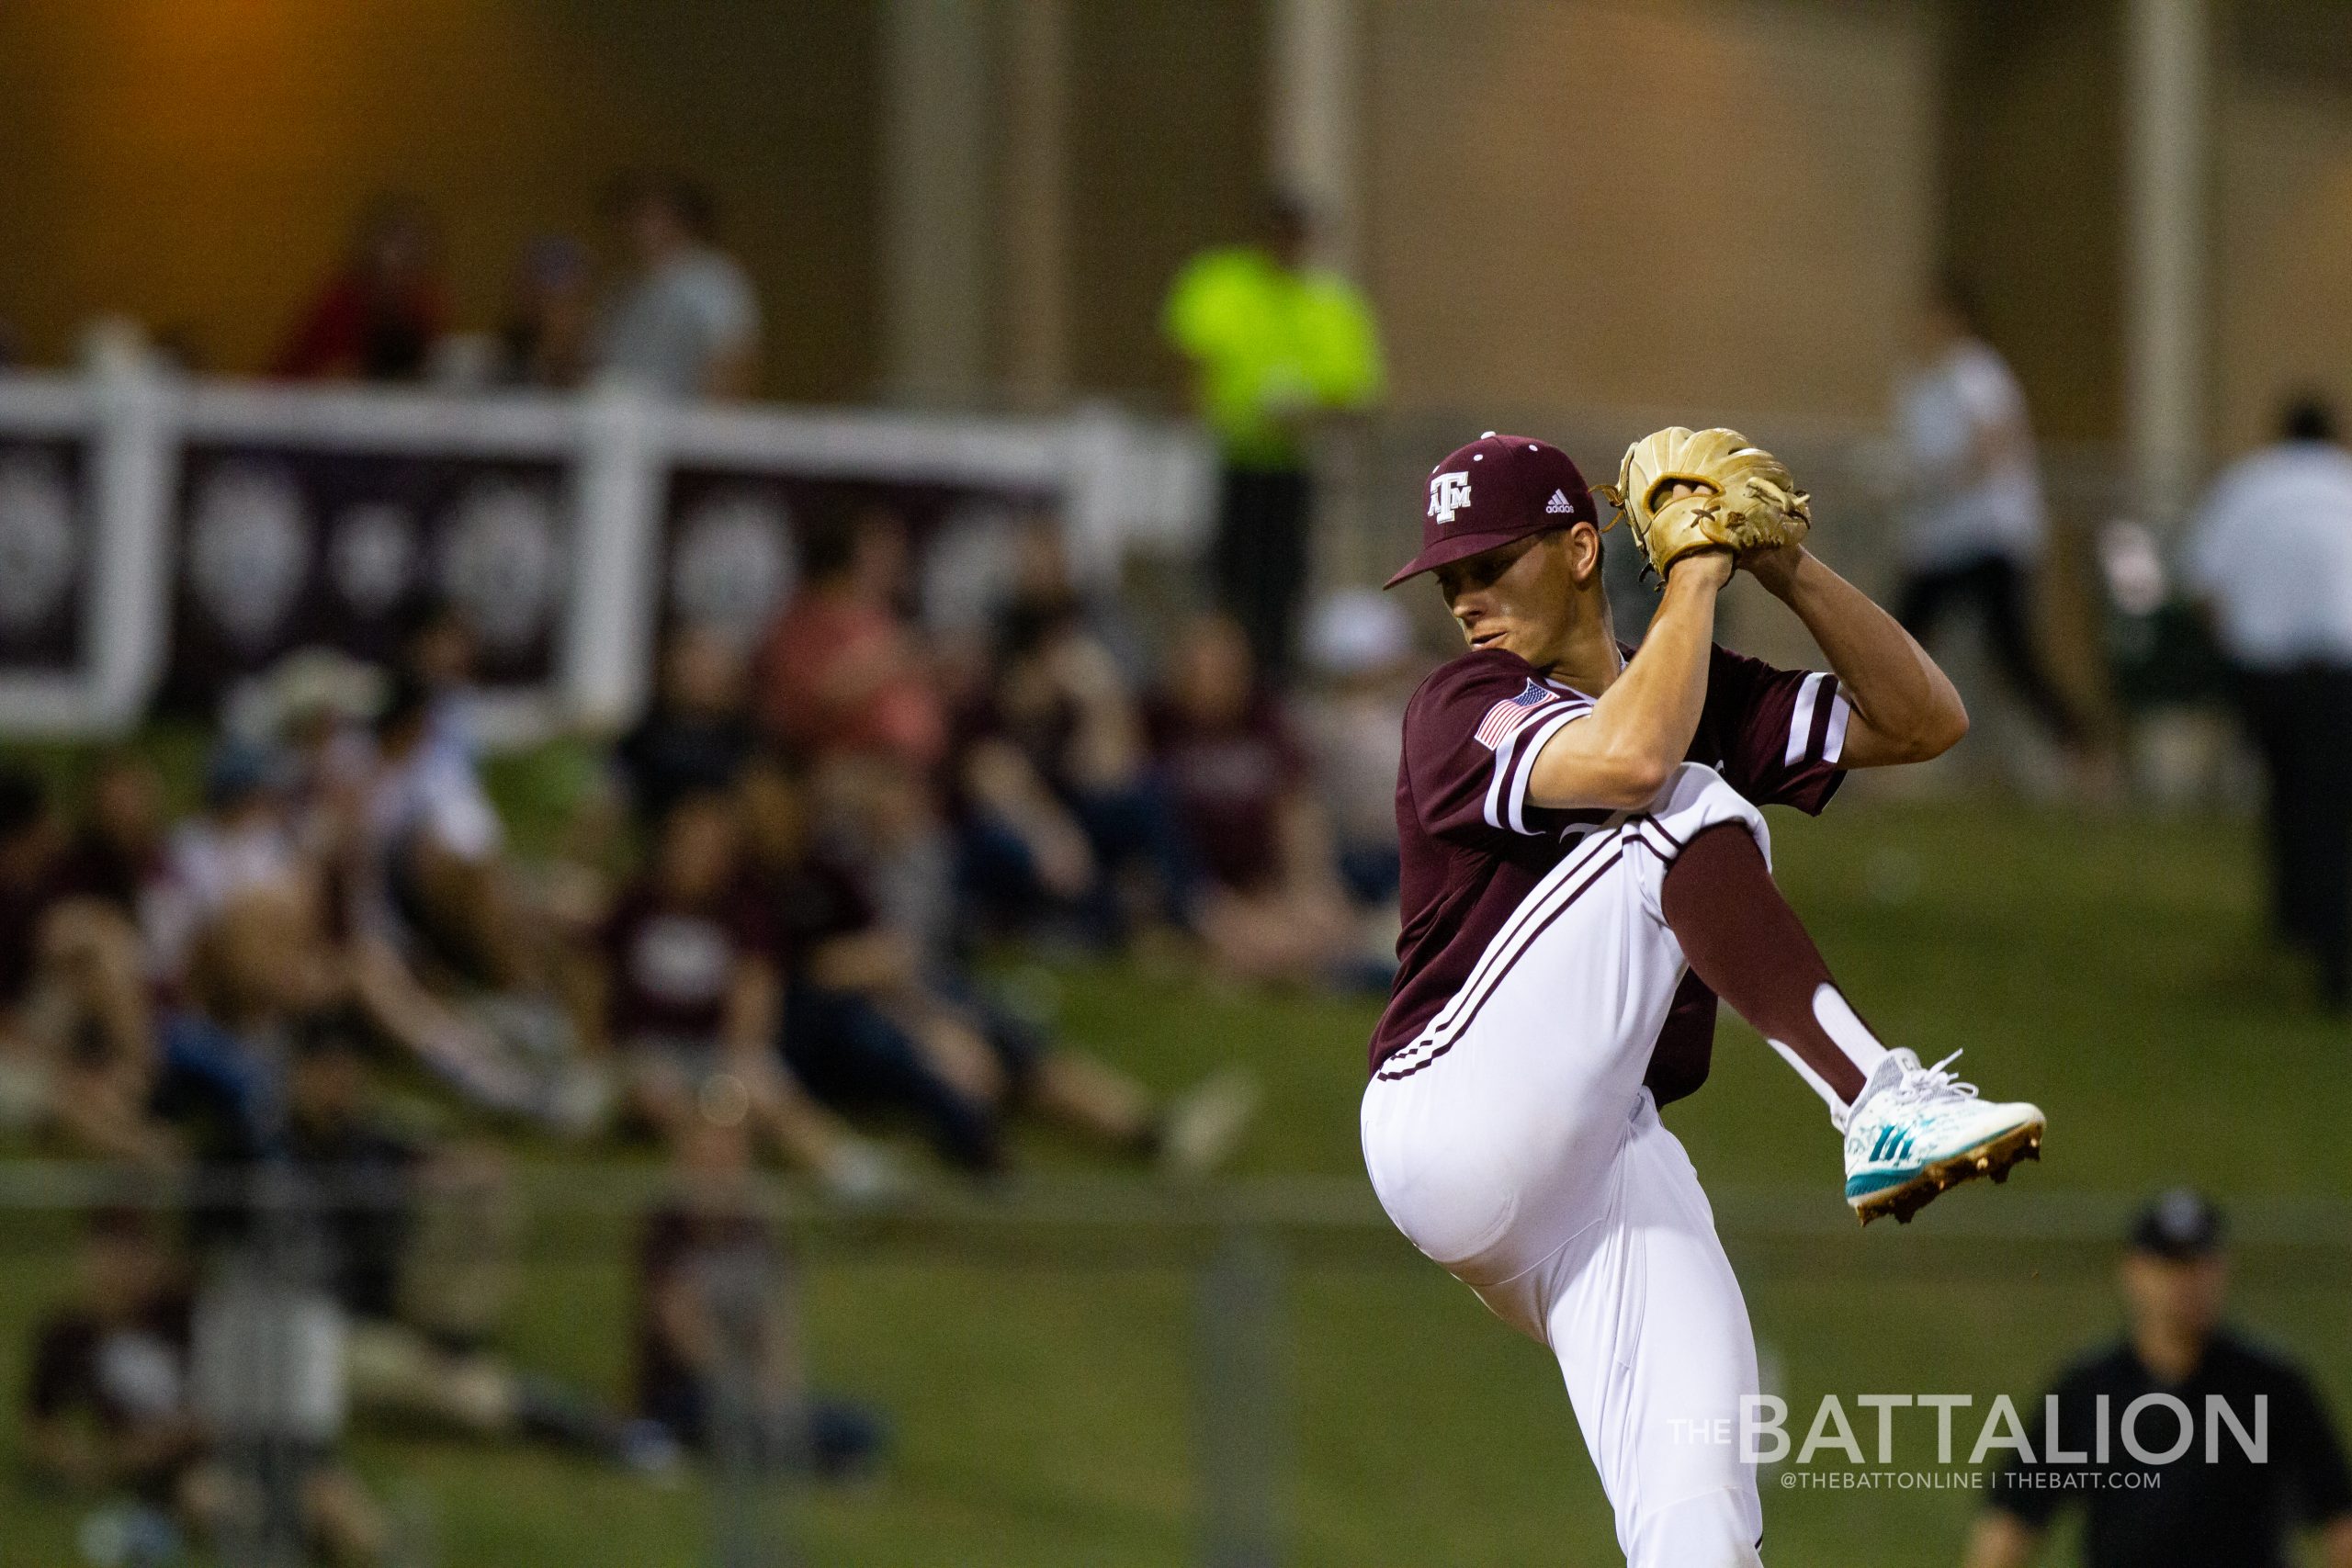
[{"xmin": 5, "ymin": 1160, "xmax": 2346, "ymax": 1566}]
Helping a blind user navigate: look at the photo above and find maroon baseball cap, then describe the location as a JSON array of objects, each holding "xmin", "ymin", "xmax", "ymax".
[{"xmin": 1384, "ymin": 432, "xmax": 1600, "ymax": 589}]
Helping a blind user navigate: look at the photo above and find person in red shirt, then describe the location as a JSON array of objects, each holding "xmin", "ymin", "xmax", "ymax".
[
  {"xmin": 755, "ymin": 511, "xmax": 945, "ymax": 770},
  {"xmin": 272, "ymin": 194, "xmax": 450, "ymax": 382}
]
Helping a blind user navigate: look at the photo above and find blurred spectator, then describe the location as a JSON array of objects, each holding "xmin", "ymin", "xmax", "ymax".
[
  {"xmin": 631, "ymin": 1112, "xmax": 887, "ymax": 1475},
  {"xmin": 744, "ymin": 756, "xmax": 1001, "ymax": 1173},
  {"xmin": 23, "ymin": 1210, "xmax": 206, "ymax": 1535},
  {"xmin": 1164, "ymin": 192, "xmax": 1385, "ymax": 681},
  {"xmin": 344, "ymin": 678, "xmax": 598, "ymax": 1125},
  {"xmin": 614, "ymin": 626, "xmax": 759, "ymax": 835},
  {"xmin": 594, "ymin": 789, "xmax": 896, "ymax": 1198},
  {"xmin": 275, "ymin": 1010, "xmax": 673, "ymax": 1472},
  {"xmin": 1299, "ymin": 589, "xmax": 1413, "ymax": 910},
  {"xmin": 750, "ymin": 757, "xmax": 1253, "ymax": 1177},
  {"xmin": 597, "ymin": 171, "xmax": 761, "ymax": 400},
  {"xmin": 195, "ymin": 667, "xmax": 576, "ymax": 1133},
  {"xmin": 755, "ymin": 510, "xmax": 946, "ymax": 769},
  {"xmin": 496, "ymin": 235, "xmax": 595, "ymax": 390},
  {"xmin": 1964, "ymin": 1190, "xmax": 2352, "ymax": 1568},
  {"xmin": 27, "ymin": 1204, "xmax": 387, "ymax": 1563},
  {"xmin": 360, "ymin": 675, "xmax": 511, "ymax": 982},
  {"xmin": 153, "ymin": 882, "xmax": 344, "ymax": 1163},
  {"xmin": 51, "ymin": 751, "xmax": 179, "ymax": 1011},
  {"xmin": 150, "ymin": 739, "xmax": 307, "ymax": 997},
  {"xmin": 168, "ymin": 742, "xmax": 304, "ymax": 911},
  {"xmin": 393, "ymin": 595, "xmax": 484, "ymax": 766},
  {"xmin": 1147, "ymin": 615, "xmax": 1354, "ymax": 987},
  {"xmin": 809, "ymin": 751, "xmax": 957, "ymax": 973},
  {"xmin": 0, "ymin": 768, "xmax": 164, "ymax": 1163},
  {"xmin": 1000, "ymin": 514, "xmax": 1149, "ymax": 678},
  {"xmin": 2183, "ymin": 395, "xmax": 2352, "ymax": 1012},
  {"xmin": 53, "ymin": 751, "xmax": 169, "ymax": 921},
  {"xmin": 953, "ymin": 572, "xmax": 1187, "ymax": 946},
  {"xmin": 273, "ymin": 194, "xmax": 449, "ymax": 383},
  {"xmin": 940, "ymin": 520, "xmax": 1195, "ymax": 946},
  {"xmin": 1892, "ymin": 276, "xmax": 2086, "ymax": 752}
]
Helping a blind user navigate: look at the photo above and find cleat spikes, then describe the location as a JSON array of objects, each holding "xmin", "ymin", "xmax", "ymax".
[{"xmin": 1845, "ymin": 1116, "xmax": 2046, "ymax": 1226}]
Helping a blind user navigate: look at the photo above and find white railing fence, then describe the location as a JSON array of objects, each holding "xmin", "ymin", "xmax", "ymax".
[{"xmin": 0, "ymin": 365, "xmax": 1216, "ymax": 742}]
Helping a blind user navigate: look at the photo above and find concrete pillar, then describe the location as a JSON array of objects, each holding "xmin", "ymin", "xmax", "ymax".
[
  {"xmin": 1002, "ymin": 0, "xmax": 1070, "ymax": 410},
  {"xmin": 1267, "ymin": 0, "xmax": 1377, "ymax": 586},
  {"xmin": 878, "ymin": 0, "xmax": 991, "ymax": 407},
  {"xmin": 2123, "ymin": 0, "xmax": 2211, "ymax": 523},
  {"xmin": 1267, "ymin": 0, "xmax": 1362, "ymax": 271}
]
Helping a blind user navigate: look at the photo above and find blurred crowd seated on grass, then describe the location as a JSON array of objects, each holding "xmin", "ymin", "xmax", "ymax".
[{"xmin": 0, "ymin": 497, "xmax": 1430, "ymax": 1556}]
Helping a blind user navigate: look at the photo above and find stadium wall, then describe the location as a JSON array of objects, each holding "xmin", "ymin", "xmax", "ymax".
[
  {"xmin": 1360, "ymin": 0, "xmax": 1939, "ymax": 426},
  {"xmin": 6, "ymin": 0, "xmax": 2352, "ymax": 458},
  {"xmin": 2213, "ymin": 0, "xmax": 2352, "ymax": 455},
  {"xmin": 0, "ymin": 0, "xmax": 881, "ymax": 400}
]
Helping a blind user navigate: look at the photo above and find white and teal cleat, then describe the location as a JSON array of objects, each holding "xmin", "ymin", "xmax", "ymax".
[{"xmin": 1842, "ymin": 1049, "xmax": 2044, "ymax": 1226}]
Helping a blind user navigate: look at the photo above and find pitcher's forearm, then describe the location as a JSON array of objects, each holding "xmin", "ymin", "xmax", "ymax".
[
  {"xmin": 1770, "ymin": 548, "xmax": 1966, "ymax": 764},
  {"xmin": 1528, "ymin": 556, "xmax": 1726, "ymax": 808}
]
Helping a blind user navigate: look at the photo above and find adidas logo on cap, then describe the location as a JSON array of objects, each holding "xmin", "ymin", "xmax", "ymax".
[{"xmin": 1544, "ymin": 489, "xmax": 1574, "ymax": 514}]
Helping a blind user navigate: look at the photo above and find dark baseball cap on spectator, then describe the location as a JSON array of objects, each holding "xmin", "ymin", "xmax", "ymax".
[
  {"xmin": 2131, "ymin": 1188, "xmax": 2224, "ymax": 1259},
  {"xmin": 290, "ymin": 1006, "xmax": 374, "ymax": 1061},
  {"xmin": 202, "ymin": 739, "xmax": 279, "ymax": 810},
  {"xmin": 85, "ymin": 1203, "xmax": 156, "ymax": 1243},
  {"xmin": 1385, "ymin": 433, "xmax": 1600, "ymax": 589},
  {"xmin": 0, "ymin": 766, "xmax": 44, "ymax": 841},
  {"xmin": 374, "ymin": 669, "xmax": 435, "ymax": 737}
]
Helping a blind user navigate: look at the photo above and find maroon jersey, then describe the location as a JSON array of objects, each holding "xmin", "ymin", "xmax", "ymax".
[
  {"xmin": 603, "ymin": 880, "xmax": 778, "ymax": 1047},
  {"xmin": 1147, "ymin": 694, "xmax": 1306, "ymax": 895},
  {"xmin": 1370, "ymin": 645, "xmax": 1849, "ymax": 1075}
]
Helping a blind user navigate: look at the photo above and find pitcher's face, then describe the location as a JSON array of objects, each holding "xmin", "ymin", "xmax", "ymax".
[{"xmin": 1433, "ymin": 527, "xmax": 1597, "ymax": 669}]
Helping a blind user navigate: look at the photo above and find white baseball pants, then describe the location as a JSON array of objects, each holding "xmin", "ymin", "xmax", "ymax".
[{"xmin": 1361, "ymin": 764, "xmax": 1770, "ymax": 1567}]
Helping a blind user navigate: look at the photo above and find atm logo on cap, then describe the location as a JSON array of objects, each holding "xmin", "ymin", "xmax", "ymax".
[{"xmin": 1428, "ymin": 471, "xmax": 1472, "ymax": 525}]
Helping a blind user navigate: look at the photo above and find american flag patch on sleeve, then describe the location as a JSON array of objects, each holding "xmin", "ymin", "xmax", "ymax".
[{"xmin": 1474, "ymin": 679, "xmax": 1560, "ymax": 750}]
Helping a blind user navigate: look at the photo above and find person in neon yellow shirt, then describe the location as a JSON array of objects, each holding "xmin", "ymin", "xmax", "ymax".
[{"xmin": 1165, "ymin": 196, "xmax": 1384, "ymax": 680}]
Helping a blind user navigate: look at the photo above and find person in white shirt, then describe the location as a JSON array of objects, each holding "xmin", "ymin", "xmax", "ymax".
[
  {"xmin": 360, "ymin": 675, "xmax": 508, "ymax": 970},
  {"xmin": 152, "ymin": 741, "xmax": 309, "ymax": 988},
  {"xmin": 2185, "ymin": 396, "xmax": 2352, "ymax": 1011},
  {"xmin": 596, "ymin": 173, "xmax": 761, "ymax": 401},
  {"xmin": 1893, "ymin": 279, "xmax": 2086, "ymax": 750}
]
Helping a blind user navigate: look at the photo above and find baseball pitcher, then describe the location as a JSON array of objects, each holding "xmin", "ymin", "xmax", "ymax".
[{"xmin": 1363, "ymin": 430, "xmax": 2046, "ymax": 1566}]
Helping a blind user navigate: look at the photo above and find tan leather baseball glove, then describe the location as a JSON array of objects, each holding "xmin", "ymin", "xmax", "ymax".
[{"xmin": 1595, "ymin": 426, "xmax": 1811, "ymax": 580}]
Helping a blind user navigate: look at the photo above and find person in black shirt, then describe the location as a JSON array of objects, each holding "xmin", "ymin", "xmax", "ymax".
[
  {"xmin": 631, "ymin": 1111, "xmax": 886, "ymax": 1478},
  {"xmin": 611, "ymin": 626, "xmax": 759, "ymax": 835},
  {"xmin": 274, "ymin": 1010, "xmax": 673, "ymax": 1472},
  {"xmin": 23, "ymin": 1209, "xmax": 204, "ymax": 1510},
  {"xmin": 1964, "ymin": 1190, "xmax": 2352, "ymax": 1568}
]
